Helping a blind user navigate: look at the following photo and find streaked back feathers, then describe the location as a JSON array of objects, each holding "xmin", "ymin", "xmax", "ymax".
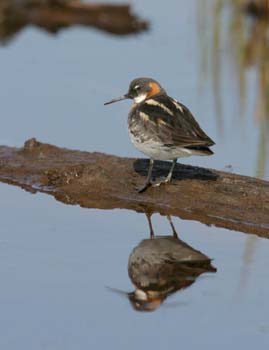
[{"xmin": 129, "ymin": 93, "xmax": 214, "ymax": 153}]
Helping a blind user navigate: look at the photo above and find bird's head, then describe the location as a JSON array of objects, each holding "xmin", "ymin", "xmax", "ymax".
[{"xmin": 104, "ymin": 77, "xmax": 165, "ymax": 105}]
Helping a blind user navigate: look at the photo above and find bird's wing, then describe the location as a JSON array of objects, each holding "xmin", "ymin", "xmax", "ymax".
[{"xmin": 136, "ymin": 95, "xmax": 215, "ymax": 148}]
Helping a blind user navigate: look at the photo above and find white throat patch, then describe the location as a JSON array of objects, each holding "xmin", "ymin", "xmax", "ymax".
[{"xmin": 134, "ymin": 94, "xmax": 147, "ymax": 104}]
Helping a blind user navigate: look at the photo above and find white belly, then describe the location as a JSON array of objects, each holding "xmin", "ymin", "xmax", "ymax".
[{"xmin": 129, "ymin": 132, "xmax": 193, "ymax": 160}]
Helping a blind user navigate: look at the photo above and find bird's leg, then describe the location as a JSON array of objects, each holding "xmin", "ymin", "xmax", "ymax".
[
  {"xmin": 146, "ymin": 213, "xmax": 155, "ymax": 238},
  {"xmin": 167, "ymin": 215, "xmax": 178, "ymax": 238},
  {"xmin": 152, "ymin": 158, "xmax": 177, "ymax": 187},
  {"xmin": 165, "ymin": 158, "xmax": 177, "ymax": 183},
  {"xmin": 138, "ymin": 158, "xmax": 154, "ymax": 193}
]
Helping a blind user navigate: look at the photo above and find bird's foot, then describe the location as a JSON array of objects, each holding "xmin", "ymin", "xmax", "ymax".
[
  {"xmin": 151, "ymin": 176, "xmax": 172, "ymax": 187},
  {"xmin": 137, "ymin": 176, "xmax": 172, "ymax": 193},
  {"xmin": 137, "ymin": 174, "xmax": 172, "ymax": 193},
  {"xmin": 137, "ymin": 182, "xmax": 152, "ymax": 193}
]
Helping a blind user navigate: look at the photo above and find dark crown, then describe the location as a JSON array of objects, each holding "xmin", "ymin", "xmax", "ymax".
[{"xmin": 127, "ymin": 77, "xmax": 165, "ymax": 98}]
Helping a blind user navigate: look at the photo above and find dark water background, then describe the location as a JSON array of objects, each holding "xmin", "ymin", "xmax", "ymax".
[{"xmin": 0, "ymin": 0, "xmax": 269, "ymax": 348}]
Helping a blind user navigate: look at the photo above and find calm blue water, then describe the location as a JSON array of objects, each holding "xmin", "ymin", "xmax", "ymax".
[
  {"xmin": 1, "ymin": 182, "xmax": 269, "ymax": 349},
  {"xmin": 0, "ymin": 0, "xmax": 268, "ymax": 348}
]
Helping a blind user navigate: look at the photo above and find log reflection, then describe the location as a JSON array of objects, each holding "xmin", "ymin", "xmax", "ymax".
[{"xmin": 0, "ymin": 0, "xmax": 148, "ymax": 44}]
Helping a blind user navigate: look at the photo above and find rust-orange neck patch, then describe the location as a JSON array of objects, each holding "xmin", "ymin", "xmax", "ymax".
[{"xmin": 147, "ymin": 82, "xmax": 161, "ymax": 98}]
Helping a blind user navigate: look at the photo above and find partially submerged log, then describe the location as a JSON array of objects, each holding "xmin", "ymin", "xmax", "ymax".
[
  {"xmin": 0, "ymin": 0, "xmax": 148, "ymax": 43},
  {"xmin": 0, "ymin": 138, "xmax": 269, "ymax": 238}
]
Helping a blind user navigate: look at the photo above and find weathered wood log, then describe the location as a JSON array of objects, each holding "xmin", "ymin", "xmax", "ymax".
[
  {"xmin": 0, "ymin": 1, "xmax": 148, "ymax": 43},
  {"xmin": 0, "ymin": 138, "xmax": 269, "ymax": 238}
]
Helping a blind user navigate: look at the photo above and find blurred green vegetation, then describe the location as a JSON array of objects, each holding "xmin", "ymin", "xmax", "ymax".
[{"xmin": 198, "ymin": 0, "xmax": 269, "ymax": 178}]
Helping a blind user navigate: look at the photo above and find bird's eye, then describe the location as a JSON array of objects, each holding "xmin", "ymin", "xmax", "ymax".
[{"xmin": 134, "ymin": 85, "xmax": 141, "ymax": 91}]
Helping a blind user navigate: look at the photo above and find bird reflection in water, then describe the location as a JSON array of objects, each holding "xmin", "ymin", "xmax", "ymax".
[{"xmin": 127, "ymin": 214, "xmax": 216, "ymax": 312}]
